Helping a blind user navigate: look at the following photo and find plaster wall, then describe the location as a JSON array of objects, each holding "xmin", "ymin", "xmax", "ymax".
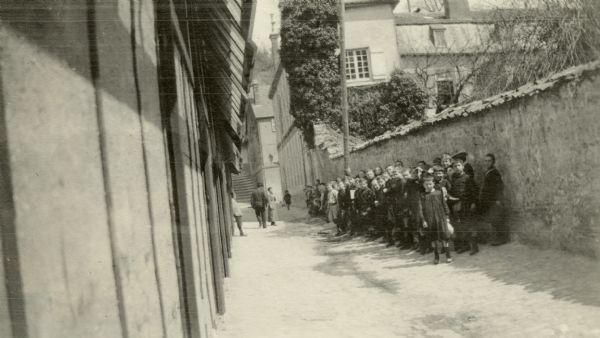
[
  {"xmin": 346, "ymin": 4, "xmax": 400, "ymax": 86},
  {"xmin": 320, "ymin": 73, "xmax": 600, "ymax": 258}
]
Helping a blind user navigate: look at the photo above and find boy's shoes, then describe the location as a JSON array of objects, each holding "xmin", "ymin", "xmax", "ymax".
[
  {"xmin": 434, "ymin": 258, "xmax": 439, "ymax": 265},
  {"xmin": 240, "ymin": 233, "xmax": 247, "ymax": 237},
  {"xmin": 491, "ymin": 240, "xmax": 507, "ymax": 246},
  {"xmin": 469, "ymin": 240, "xmax": 479, "ymax": 255},
  {"xmin": 385, "ymin": 242, "xmax": 394, "ymax": 248}
]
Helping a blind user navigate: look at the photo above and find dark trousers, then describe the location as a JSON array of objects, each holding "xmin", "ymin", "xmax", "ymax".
[
  {"xmin": 450, "ymin": 201, "xmax": 475, "ymax": 251},
  {"xmin": 482, "ymin": 203, "xmax": 508, "ymax": 243},
  {"xmin": 254, "ymin": 207, "xmax": 266, "ymax": 228}
]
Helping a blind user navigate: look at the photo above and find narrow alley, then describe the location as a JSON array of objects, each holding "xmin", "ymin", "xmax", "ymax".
[{"xmin": 218, "ymin": 205, "xmax": 600, "ymax": 338}]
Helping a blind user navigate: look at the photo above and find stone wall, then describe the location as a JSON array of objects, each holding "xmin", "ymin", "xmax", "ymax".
[{"xmin": 317, "ymin": 64, "xmax": 600, "ymax": 258}]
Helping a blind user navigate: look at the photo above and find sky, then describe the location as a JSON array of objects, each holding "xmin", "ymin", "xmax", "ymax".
[{"xmin": 251, "ymin": 0, "xmax": 517, "ymax": 50}]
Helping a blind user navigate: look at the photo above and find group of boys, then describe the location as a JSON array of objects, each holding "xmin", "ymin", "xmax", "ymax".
[{"xmin": 305, "ymin": 152, "xmax": 508, "ymax": 263}]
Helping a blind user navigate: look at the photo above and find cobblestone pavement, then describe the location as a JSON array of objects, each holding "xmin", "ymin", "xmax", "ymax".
[{"xmin": 217, "ymin": 205, "xmax": 600, "ymax": 338}]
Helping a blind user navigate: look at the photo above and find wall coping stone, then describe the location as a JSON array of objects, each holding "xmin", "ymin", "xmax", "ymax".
[{"xmin": 327, "ymin": 59, "xmax": 600, "ymax": 160}]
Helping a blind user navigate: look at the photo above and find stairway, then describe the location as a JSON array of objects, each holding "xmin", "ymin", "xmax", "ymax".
[{"xmin": 232, "ymin": 174, "xmax": 256, "ymax": 204}]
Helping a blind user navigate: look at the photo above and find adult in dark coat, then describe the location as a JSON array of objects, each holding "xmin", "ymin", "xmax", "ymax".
[
  {"xmin": 385, "ymin": 171, "xmax": 406, "ymax": 246},
  {"xmin": 337, "ymin": 182, "xmax": 351, "ymax": 235},
  {"xmin": 449, "ymin": 160, "xmax": 479, "ymax": 254},
  {"xmin": 356, "ymin": 179, "xmax": 375, "ymax": 235},
  {"xmin": 478, "ymin": 153, "xmax": 507, "ymax": 246},
  {"xmin": 250, "ymin": 182, "xmax": 269, "ymax": 229}
]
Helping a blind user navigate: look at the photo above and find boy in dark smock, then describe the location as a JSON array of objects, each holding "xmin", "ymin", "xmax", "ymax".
[{"xmin": 419, "ymin": 175, "xmax": 452, "ymax": 264}]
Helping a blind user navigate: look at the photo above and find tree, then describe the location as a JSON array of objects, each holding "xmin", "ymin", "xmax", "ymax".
[
  {"xmin": 404, "ymin": 0, "xmax": 600, "ymax": 109},
  {"xmin": 343, "ymin": 71, "xmax": 427, "ymax": 139},
  {"xmin": 472, "ymin": 0, "xmax": 600, "ymax": 99},
  {"xmin": 403, "ymin": 23, "xmax": 497, "ymax": 109},
  {"xmin": 279, "ymin": 0, "xmax": 340, "ymax": 148}
]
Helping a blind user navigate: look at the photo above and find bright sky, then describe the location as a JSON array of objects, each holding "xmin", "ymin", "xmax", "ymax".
[{"xmin": 251, "ymin": 0, "xmax": 517, "ymax": 50}]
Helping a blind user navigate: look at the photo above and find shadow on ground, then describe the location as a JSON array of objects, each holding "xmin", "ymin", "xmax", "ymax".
[{"xmin": 269, "ymin": 206, "xmax": 600, "ymax": 309}]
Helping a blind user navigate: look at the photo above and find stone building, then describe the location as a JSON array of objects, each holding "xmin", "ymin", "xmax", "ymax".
[
  {"xmin": 344, "ymin": 0, "xmax": 504, "ymax": 108},
  {"xmin": 0, "ymin": 0, "xmax": 255, "ymax": 337},
  {"xmin": 269, "ymin": 31, "xmax": 315, "ymax": 198},
  {"xmin": 237, "ymin": 83, "xmax": 283, "ymax": 202}
]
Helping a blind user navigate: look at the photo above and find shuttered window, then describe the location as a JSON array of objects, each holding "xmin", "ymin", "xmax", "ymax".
[{"xmin": 345, "ymin": 48, "xmax": 371, "ymax": 80}]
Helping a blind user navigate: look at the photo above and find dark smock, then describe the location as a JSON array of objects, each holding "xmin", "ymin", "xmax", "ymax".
[{"xmin": 418, "ymin": 190, "xmax": 451, "ymax": 241}]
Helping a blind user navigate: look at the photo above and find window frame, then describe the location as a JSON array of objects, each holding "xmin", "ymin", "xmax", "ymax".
[
  {"xmin": 431, "ymin": 27, "xmax": 448, "ymax": 47},
  {"xmin": 436, "ymin": 79, "xmax": 455, "ymax": 106},
  {"xmin": 345, "ymin": 48, "xmax": 372, "ymax": 81}
]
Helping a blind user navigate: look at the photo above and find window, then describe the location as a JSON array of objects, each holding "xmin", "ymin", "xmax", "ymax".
[
  {"xmin": 436, "ymin": 80, "xmax": 455, "ymax": 106},
  {"xmin": 271, "ymin": 118, "xmax": 276, "ymax": 132},
  {"xmin": 431, "ymin": 28, "xmax": 447, "ymax": 47},
  {"xmin": 345, "ymin": 49, "xmax": 370, "ymax": 80}
]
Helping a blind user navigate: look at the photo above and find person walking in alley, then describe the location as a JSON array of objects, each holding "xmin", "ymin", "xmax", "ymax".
[
  {"xmin": 267, "ymin": 187, "xmax": 278, "ymax": 226},
  {"xmin": 419, "ymin": 175, "xmax": 452, "ymax": 264},
  {"xmin": 231, "ymin": 192, "xmax": 246, "ymax": 236},
  {"xmin": 478, "ymin": 153, "xmax": 508, "ymax": 246},
  {"xmin": 250, "ymin": 182, "xmax": 269, "ymax": 229},
  {"xmin": 284, "ymin": 190, "xmax": 292, "ymax": 210}
]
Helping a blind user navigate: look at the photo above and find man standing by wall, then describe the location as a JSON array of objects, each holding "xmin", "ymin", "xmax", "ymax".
[
  {"xmin": 251, "ymin": 182, "xmax": 269, "ymax": 229},
  {"xmin": 478, "ymin": 153, "xmax": 507, "ymax": 246}
]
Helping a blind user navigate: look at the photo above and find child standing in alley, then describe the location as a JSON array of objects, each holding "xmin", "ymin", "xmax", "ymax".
[
  {"xmin": 371, "ymin": 179, "xmax": 386, "ymax": 241},
  {"xmin": 284, "ymin": 190, "xmax": 292, "ymax": 210},
  {"xmin": 419, "ymin": 175, "xmax": 452, "ymax": 264},
  {"xmin": 231, "ymin": 192, "xmax": 246, "ymax": 236}
]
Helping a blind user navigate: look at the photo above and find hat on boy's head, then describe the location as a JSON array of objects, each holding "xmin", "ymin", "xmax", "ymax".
[
  {"xmin": 422, "ymin": 173, "xmax": 435, "ymax": 181},
  {"xmin": 452, "ymin": 151, "xmax": 468, "ymax": 162},
  {"xmin": 432, "ymin": 165, "xmax": 444, "ymax": 172},
  {"xmin": 453, "ymin": 158, "xmax": 465, "ymax": 165}
]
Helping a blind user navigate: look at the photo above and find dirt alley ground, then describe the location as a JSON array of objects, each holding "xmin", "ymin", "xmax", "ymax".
[{"xmin": 216, "ymin": 205, "xmax": 600, "ymax": 338}]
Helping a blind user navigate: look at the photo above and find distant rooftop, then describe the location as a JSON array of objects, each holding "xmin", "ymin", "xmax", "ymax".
[
  {"xmin": 395, "ymin": 8, "xmax": 541, "ymax": 25},
  {"xmin": 251, "ymin": 86, "xmax": 274, "ymax": 119},
  {"xmin": 346, "ymin": 0, "xmax": 399, "ymax": 8}
]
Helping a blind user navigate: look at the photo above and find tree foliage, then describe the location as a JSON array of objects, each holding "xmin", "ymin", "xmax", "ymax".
[
  {"xmin": 279, "ymin": 0, "xmax": 340, "ymax": 148},
  {"xmin": 279, "ymin": 0, "xmax": 427, "ymax": 144},
  {"xmin": 344, "ymin": 71, "xmax": 427, "ymax": 139},
  {"xmin": 472, "ymin": 0, "xmax": 600, "ymax": 100}
]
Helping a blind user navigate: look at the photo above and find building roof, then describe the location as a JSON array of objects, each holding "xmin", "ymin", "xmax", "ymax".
[
  {"xmin": 346, "ymin": 0, "xmax": 399, "ymax": 7},
  {"xmin": 396, "ymin": 21, "xmax": 495, "ymax": 55},
  {"xmin": 394, "ymin": 8, "xmax": 540, "ymax": 26},
  {"xmin": 251, "ymin": 86, "xmax": 274, "ymax": 119},
  {"xmin": 314, "ymin": 124, "xmax": 364, "ymax": 158},
  {"xmin": 329, "ymin": 59, "xmax": 600, "ymax": 159}
]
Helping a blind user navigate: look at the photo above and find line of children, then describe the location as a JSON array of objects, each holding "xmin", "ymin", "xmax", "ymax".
[{"xmin": 309, "ymin": 152, "xmax": 506, "ymax": 265}]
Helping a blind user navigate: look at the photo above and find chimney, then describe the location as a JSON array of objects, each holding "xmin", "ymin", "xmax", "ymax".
[
  {"xmin": 444, "ymin": 0, "xmax": 471, "ymax": 19},
  {"xmin": 251, "ymin": 80, "xmax": 260, "ymax": 104},
  {"xmin": 269, "ymin": 14, "xmax": 280, "ymax": 67}
]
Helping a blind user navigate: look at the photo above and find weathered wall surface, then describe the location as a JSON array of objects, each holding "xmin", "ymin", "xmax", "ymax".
[
  {"xmin": 270, "ymin": 66, "xmax": 314, "ymax": 196},
  {"xmin": 0, "ymin": 1, "xmax": 184, "ymax": 337},
  {"xmin": 320, "ymin": 70, "xmax": 600, "ymax": 258},
  {"xmin": 346, "ymin": 3, "xmax": 399, "ymax": 84}
]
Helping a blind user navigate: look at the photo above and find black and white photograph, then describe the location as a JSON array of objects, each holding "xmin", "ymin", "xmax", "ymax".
[{"xmin": 1, "ymin": 0, "xmax": 599, "ymax": 337}]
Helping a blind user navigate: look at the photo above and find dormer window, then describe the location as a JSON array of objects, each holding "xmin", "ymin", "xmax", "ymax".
[{"xmin": 430, "ymin": 26, "xmax": 447, "ymax": 47}]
